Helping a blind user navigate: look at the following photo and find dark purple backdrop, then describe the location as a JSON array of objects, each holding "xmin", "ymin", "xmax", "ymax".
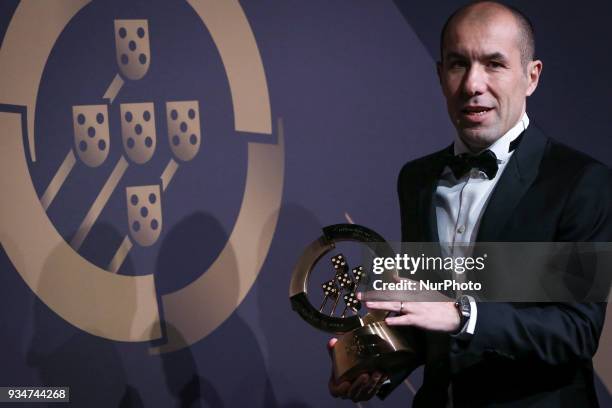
[{"xmin": 1, "ymin": 1, "xmax": 610, "ymax": 407}]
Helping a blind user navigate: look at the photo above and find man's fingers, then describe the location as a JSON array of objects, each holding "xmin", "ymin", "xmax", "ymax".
[
  {"xmin": 329, "ymin": 379, "xmax": 351, "ymax": 398},
  {"xmin": 393, "ymin": 274, "xmax": 412, "ymax": 284},
  {"xmin": 327, "ymin": 337, "xmax": 338, "ymax": 357},
  {"xmin": 347, "ymin": 373, "xmax": 369, "ymax": 401},
  {"xmin": 329, "ymin": 371, "xmax": 388, "ymax": 401},
  {"xmin": 328, "ymin": 339, "xmax": 384, "ymax": 401},
  {"xmin": 365, "ymin": 301, "xmax": 402, "ymax": 312},
  {"xmin": 385, "ymin": 314, "xmax": 414, "ymax": 326},
  {"xmin": 359, "ymin": 285, "xmax": 454, "ymax": 303},
  {"xmin": 353, "ymin": 372, "xmax": 383, "ymax": 401},
  {"xmin": 358, "ymin": 289, "xmax": 403, "ymax": 302}
]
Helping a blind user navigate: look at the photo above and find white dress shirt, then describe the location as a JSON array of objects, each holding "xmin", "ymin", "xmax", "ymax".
[{"xmin": 435, "ymin": 112, "xmax": 530, "ymax": 337}]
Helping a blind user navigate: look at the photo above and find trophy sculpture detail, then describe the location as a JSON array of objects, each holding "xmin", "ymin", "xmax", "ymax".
[{"xmin": 289, "ymin": 224, "xmax": 420, "ymax": 386}]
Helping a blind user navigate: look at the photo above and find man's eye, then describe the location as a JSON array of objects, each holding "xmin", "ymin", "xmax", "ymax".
[
  {"xmin": 488, "ymin": 61, "xmax": 504, "ymax": 68},
  {"xmin": 449, "ymin": 61, "xmax": 467, "ymax": 69}
]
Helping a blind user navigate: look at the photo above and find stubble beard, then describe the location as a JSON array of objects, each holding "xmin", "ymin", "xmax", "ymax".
[{"xmin": 456, "ymin": 123, "xmax": 503, "ymax": 152}]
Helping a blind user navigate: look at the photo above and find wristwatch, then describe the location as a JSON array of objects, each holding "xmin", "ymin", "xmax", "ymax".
[{"xmin": 454, "ymin": 294, "xmax": 471, "ymax": 332}]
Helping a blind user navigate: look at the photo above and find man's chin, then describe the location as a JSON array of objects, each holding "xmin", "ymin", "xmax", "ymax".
[{"xmin": 457, "ymin": 127, "xmax": 501, "ymax": 150}]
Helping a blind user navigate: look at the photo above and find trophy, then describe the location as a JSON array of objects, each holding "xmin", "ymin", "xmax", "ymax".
[{"xmin": 289, "ymin": 224, "xmax": 420, "ymax": 384}]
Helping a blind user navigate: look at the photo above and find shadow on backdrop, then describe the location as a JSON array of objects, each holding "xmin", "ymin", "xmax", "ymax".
[
  {"xmin": 27, "ymin": 222, "xmax": 143, "ymax": 407},
  {"xmin": 256, "ymin": 202, "xmax": 326, "ymax": 407},
  {"xmin": 154, "ymin": 211, "xmax": 277, "ymax": 407}
]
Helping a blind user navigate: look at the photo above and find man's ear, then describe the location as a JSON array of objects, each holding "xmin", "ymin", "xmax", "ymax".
[
  {"xmin": 526, "ymin": 59, "xmax": 543, "ymax": 97},
  {"xmin": 436, "ymin": 61, "xmax": 443, "ymax": 86}
]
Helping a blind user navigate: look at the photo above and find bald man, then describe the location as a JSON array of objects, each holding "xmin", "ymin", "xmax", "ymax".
[{"xmin": 328, "ymin": 1, "xmax": 612, "ymax": 407}]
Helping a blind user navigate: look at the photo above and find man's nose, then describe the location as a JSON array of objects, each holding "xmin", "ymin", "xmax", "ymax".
[{"xmin": 462, "ymin": 65, "xmax": 487, "ymax": 96}]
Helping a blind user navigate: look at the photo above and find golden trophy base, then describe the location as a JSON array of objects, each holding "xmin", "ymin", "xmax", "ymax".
[{"xmin": 332, "ymin": 321, "xmax": 421, "ymax": 382}]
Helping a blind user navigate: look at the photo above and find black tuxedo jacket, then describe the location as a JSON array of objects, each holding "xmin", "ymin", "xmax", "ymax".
[{"xmin": 395, "ymin": 125, "xmax": 612, "ymax": 407}]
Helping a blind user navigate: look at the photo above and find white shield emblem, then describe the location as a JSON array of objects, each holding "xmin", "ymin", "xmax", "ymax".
[
  {"xmin": 120, "ymin": 102, "xmax": 156, "ymax": 164},
  {"xmin": 72, "ymin": 104, "xmax": 110, "ymax": 168},
  {"xmin": 114, "ymin": 19, "xmax": 151, "ymax": 80},
  {"xmin": 126, "ymin": 185, "xmax": 162, "ymax": 247},
  {"xmin": 166, "ymin": 101, "xmax": 201, "ymax": 162}
]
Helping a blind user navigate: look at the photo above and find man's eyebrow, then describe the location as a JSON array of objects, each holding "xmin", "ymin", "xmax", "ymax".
[
  {"xmin": 444, "ymin": 51, "xmax": 466, "ymax": 60},
  {"xmin": 483, "ymin": 52, "xmax": 509, "ymax": 61},
  {"xmin": 443, "ymin": 51, "xmax": 509, "ymax": 61}
]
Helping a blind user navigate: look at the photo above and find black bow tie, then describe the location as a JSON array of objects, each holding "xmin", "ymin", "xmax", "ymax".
[
  {"xmin": 446, "ymin": 149, "xmax": 499, "ymax": 180},
  {"xmin": 444, "ymin": 131, "xmax": 525, "ymax": 180}
]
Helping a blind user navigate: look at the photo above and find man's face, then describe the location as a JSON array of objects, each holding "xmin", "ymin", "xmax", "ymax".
[{"xmin": 438, "ymin": 13, "xmax": 538, "ymax": 150}]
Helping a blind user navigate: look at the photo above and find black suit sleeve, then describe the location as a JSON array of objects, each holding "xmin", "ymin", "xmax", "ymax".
[
  {"xmin": 451, "ymin": 302, "xmax": 606, "ymax": 370},
  {"xmin": 450, "ymin": 162, "xmax": 612, "ymax": 372}
]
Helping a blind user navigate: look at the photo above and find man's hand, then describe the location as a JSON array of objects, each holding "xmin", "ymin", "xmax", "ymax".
[
  {"xmin": 327, "ymin": 338, "xmax": 387, "ymax": 402},
  {"xmin": 358, "ymin": 281, "xmax": 462, "ymax": 333},
  {"xmin": 365, "ymin": 300, "xmax": 461, "ymax": 333}
]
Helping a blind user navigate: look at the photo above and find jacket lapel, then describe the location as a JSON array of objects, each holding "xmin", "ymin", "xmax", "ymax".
[
  {"xmin": 476, "ymin": 126, "xmax": 548, "ymax": 241},
  {"xmin": 417, "ymin": 146, "xmax": 451, "ymax": 243}
]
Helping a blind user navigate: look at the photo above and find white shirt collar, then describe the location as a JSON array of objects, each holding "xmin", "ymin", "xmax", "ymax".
[{"xmin": 453, "ymin": 112, "xmax": 530, "ymax": 163}]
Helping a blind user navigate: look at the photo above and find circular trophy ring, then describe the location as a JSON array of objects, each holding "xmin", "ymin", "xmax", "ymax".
[{"xmin": 289, "ymin": 223, "xmax": 396, "ymax": 334}]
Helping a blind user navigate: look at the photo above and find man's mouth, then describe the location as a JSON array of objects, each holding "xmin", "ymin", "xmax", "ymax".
[{"xmin": 461, "ymin": 106, "xmax": 494, "ymax": 121}]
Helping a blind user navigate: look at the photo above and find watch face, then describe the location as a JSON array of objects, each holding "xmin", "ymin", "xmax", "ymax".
[{"xmin": 458, "ymin": 296, "xmax": 471, "ymax": 317}]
